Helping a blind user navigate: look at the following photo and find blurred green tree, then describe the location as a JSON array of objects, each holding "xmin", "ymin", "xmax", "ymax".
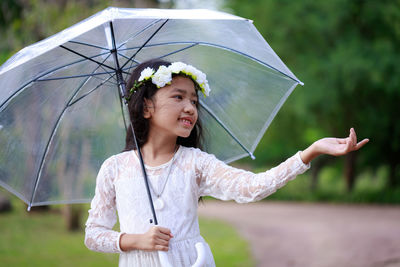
[{"xmin": 227, "ymin": 0, "xmax": 400, "ymax": 190}]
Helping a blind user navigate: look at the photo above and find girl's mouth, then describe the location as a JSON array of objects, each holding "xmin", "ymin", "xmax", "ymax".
[{"xmin": 179, "ymin": 117, "xmax": 193, "ymax": 127}]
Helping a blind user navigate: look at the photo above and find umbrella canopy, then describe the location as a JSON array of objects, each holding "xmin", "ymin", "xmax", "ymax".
[{"xmin": 0, "ymin": 7, "xmax": 303, "ymax": 208}]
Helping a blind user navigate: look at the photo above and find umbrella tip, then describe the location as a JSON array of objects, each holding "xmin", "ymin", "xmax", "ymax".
[
  {"xmin": 27, "ymin": 204, "xmax": 31, "ymax": 212},
  {"xmin": 250, "ymin": 153, "xmax": 256, "ymax": 160}
]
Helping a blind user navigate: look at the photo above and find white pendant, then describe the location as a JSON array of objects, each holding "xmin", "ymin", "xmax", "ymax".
[{"xmin": 154, "ymin": 198, "xmax": 165, "ymax": 211}]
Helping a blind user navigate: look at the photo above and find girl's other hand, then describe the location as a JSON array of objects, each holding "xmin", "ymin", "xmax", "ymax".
[
  {"xmin": 141, "ymin": 226, "xmax": 173, "ymax": 251},
  {"xmin": 300, "ymin": 128, "xmax": 369, "ymax": 164},
  {"xmin": 119, "ymin": 226, "xmax": 173, "ymax": 252}
]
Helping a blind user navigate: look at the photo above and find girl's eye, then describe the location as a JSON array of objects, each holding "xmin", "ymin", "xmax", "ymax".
[
  {"xmin": 173, "ymin": 95, "xmax": 183, "ymax": 100},
  {"xmin": 191, "ymin": 100, "xmax": 198, "ymax": 105}
]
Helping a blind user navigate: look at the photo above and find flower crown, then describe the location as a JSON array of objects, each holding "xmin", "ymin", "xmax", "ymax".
[{"xmin": 128, "ymin": 62, "xmax": 211, "ymax": 99}]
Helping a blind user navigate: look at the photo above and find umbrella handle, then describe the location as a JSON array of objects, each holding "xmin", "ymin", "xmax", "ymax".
[
  {"xmin": 192, "ymin": 242, "xmax": 206, "ymax": 267},
  {"xmin": 158, "ymin": 242, "xmax": 206, "ymax": 267}
]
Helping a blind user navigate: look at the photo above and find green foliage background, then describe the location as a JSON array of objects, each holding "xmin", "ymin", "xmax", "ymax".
[{"xmin": 226, "ymin": 0, "xmax": 400, "ymax": 190}]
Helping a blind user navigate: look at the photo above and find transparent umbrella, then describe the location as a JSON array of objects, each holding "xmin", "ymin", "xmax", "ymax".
[
  {"xmin": 0, "ymin": 7, "xmax": 304, "ymax": 266},
  {"xmin": 0, "ymin": 7, "xmax": 303, "ymax": 212}
]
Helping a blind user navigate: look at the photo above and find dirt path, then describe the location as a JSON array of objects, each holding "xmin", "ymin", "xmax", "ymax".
[{"xmin": 198, "ymin": 201, "xmax": 400, "ymax": 267}]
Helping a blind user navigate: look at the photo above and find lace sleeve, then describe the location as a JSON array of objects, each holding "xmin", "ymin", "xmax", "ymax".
[
  {"xmin": 197, "ymin": 150, "xmax": 310, "ymax": 203},
  {"xmin": 84, "ymin": 156, "xmax": 123, "ymax": 253}
]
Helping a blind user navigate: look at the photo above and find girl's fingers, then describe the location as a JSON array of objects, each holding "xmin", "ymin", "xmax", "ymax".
[
  {"xmin": 156, "ymin": 238, "xmax": 169, "ymax": 246},
  {"xmin": 155, "ymin": 226, "xmax": 173, "ymax": 241},
  {"xmin": 350, "ymin": 128, "xmax": 357, "ymax": 146},
  {"xmin": 157, "ymin": 232, "xmax": 172, "ymax": 241},
  {"xmin": 355, "ymin": 138, "xmax": 369, "ymax": 150},
  {"xmin": 349, "ymin": 128, "xmax": 369, "ymax": 151},
  {"xmin": 345, "ymin": 138, "xmax": 353, "ymax": 153},
  {"xmin": 155, "ymin": 245, "xmax": 169, "ymax": 251},
  {"xmin": 157, "ymin": 226, "xmax": 172, "ymax": 236},
  {"xmin": 349, "ymin": 128, "xmax": 357, "ymax": 145}
]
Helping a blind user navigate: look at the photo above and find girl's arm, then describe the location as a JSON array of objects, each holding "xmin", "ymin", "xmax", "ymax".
[
  {"xmin": 85, "ymin": 157, "xmax": 173, "ymax": 253},
  {"xmin": 85, "ymin": 157, "xmax": 124, "ymax": 253},
  {"xmin": 196, "ymin": 150, "xmax": 310, "ymax": 203},
  {"xmin": 300, "ymin": 128, "xmax": 369, "ymax": 164},
  {"xmin": 196, "ymin": 128, "xmax": 368, "ymax": 203}
]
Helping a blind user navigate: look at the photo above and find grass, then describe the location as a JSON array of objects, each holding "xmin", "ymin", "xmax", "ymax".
[
  {"xmin": 0, "ymin": 195, "xmax": 254, "ymax": 266},
  {"xmin": 199, "ymin": 217, "xmax": 255, "ymax": 267},
  {"xmin": 0, "ymin": 201, "xmax": 118, "ymax": 267}
]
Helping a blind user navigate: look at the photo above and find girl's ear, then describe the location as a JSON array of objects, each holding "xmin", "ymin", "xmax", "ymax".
[{"xmin": 143, "ymin": 98, "xmax": 153, "ymax": 119}]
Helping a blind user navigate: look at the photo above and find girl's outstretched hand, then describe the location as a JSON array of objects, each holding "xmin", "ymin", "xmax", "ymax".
[
  {"xmin": 119, "ymin": 226, "xmax": 173, "ymax": 252},
  {"xmin": 300, "ymin": 128, "xmax": 369, "ymax": 164}
]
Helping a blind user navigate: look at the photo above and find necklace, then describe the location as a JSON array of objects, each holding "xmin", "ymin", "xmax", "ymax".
[{"xmin": 145, "ymin": 145, "xmax": 178, "ymax": 211}]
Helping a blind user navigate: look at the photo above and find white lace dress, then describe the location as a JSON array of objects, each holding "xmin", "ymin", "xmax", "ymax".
[{"xmin": 85, "ymin": 146, "xmax": 310, "ymax": 267}]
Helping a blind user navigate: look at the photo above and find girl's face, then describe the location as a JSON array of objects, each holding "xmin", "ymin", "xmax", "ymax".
[{"xmin": 144, "ymin": 76, "xmax": 198, "ymax": 139}]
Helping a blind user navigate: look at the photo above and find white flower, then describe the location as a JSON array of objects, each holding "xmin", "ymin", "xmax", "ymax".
[
  {"xmin": 138, "ymin": 67, "xmax": 155, "ymax": 81},
  {"xmin": 182, "ymin": 65, "xmax": 197, "ymax": 79},
  {"xmin": 136, "ymin": 61, "xmax": 211, "ymax": 96},
  {"xmin": 169, "ymin": 62, "xmax": 187, "ymax": 74},
  {"xmin": 196, "ymin": 72, "xmax": 206, "ymax": 85},
  {"xmin": 152, "ymin": 65, "xmax": 172, "ymax": 88},
  {"xmin": 203, "ymin": 83, "xmax": 211, "ymax": 96}
]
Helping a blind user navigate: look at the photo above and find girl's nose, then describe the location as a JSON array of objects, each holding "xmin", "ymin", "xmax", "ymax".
[{"xmin": 183, "ymin": 100, "xmax": 195, "ymax": 114}]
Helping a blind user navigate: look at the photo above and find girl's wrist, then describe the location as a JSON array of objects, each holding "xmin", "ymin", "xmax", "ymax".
[
  {"xmin": 120, "ymin": 233, "xmax": 144, "ymax": 251},
  {"xmin": 119, "ymin": 233, "xmax": 131, "ymax": 251},
  {"xmin": 300, "ymin": 142, "xmax": 321, "ymax": 165}
]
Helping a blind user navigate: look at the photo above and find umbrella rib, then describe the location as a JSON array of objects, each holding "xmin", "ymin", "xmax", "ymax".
[
  {"xmin": 30, "ymin": 198, "xmax": 92, "ymax": 206},
  {"xmin": 123, "ymin": 40, "xmax": 303, "ymax": 85},
  {"xmin": 36, "ymin": 71, "xmax": 118, "ymax": 83},
  {"xmin": 117, "ymin": 52, "xmax": 139, "ymax": 63},
  {"xmin": 115, "ymin": 18, "xmax": 164, "ymax": 81},
  {"xmin": 116, "ymin": 19, "xmax": 164, "ymax": 52},
  {"xmin": 59, "ymin": 19, "xmax": 164, "ymax": 82},
  {"xmin": 199, "ymin": 100, "xmax": 255, "ymax": 160},
  {"xmin": 67, "ymin": 74, "xmax": 116, "ymax": 107},
  {"xmin": 68, "ymin": 40, "xmax": 108, "ymax": 50},
  {"xmin": 117, "ymin": 52, "xmax": 140, "ymax": 81},
  {"xmin": 0, "ymin": 49, "xmax": 128, "ymax": 111},
  {"xmin": 251, "ymin": 82, "xmax": 299, "ymax": 153},
  {"xmin": 0, "ymin": 55, "xmax": 106, "ymax": 111},
  {"xmin": 119, "ymin": 52, "xmax": 139, "ymax": 81},
  {"xmin": 50, "ymin": 48, "xmax": 122, "ymax": 84},
  {"xmin": 0, "ymin": 180, "xmax": 30, "ymax": 205},
  {"xmin": 60, "ymin": 45, "xmax": 116, "ymax": 72},
  {"xmin": 87, "ymin": 50, "xmax": 131, "ymax": 77},
  {"xmin": 157, "ymin": 43, "xmax": 199, "ymax": 60},
  {"xmin": 118, "ymin": 43, "xmax": 199, "ymax": 74},
  {"xmin": 120, "ymin": 19, "xmax": 169, "ymax": 70},
  {"xmin": 27, "ymin": 54, "xmax": 115, "ymax": 210}
]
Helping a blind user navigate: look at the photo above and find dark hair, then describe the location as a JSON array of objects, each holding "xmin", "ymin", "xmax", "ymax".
[{"xmin": 123, "ymin": 59, "xmax": 203, "ymax": 151}]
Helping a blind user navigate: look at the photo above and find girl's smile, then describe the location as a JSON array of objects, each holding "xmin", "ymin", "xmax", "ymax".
[
  {"xmin": 179, "ymin": 116, "xmax": 194, "ymax": 128},
  {"xmin": 144, "ymin": 76, "xmax": 198, "ymax": 139}
]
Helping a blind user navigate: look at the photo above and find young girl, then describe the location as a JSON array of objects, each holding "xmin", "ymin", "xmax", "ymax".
[{"xmin": 84, "ymin": 59, "xmax": 368, "ymax": 266}]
